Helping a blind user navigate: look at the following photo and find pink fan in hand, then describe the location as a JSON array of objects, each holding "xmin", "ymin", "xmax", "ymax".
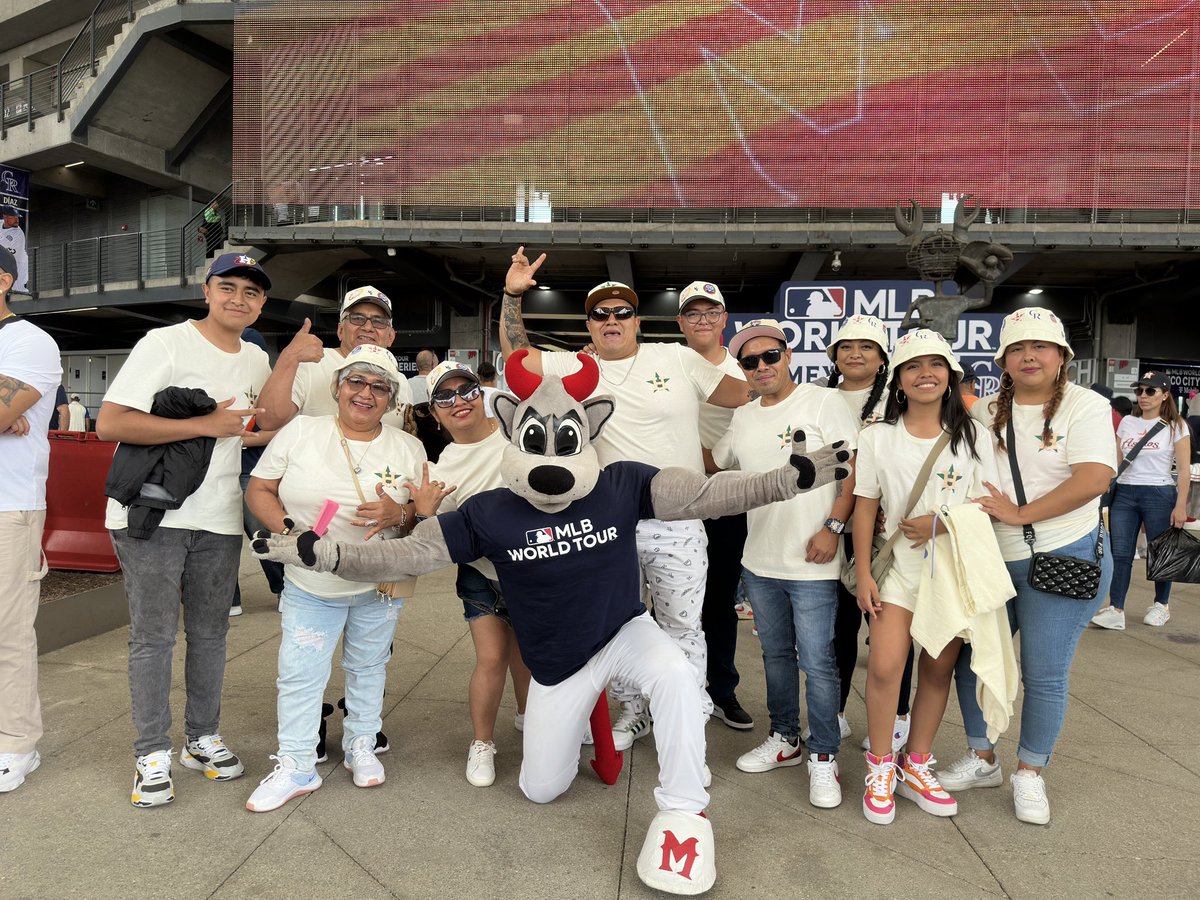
[{"xmin": 313, "ymin": 500, "xmax": 339, "ymax": 537}]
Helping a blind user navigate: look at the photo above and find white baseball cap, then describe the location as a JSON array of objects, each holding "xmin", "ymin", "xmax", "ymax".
[
  {"xmin": 340, "ymin": 285, "xmax": 393, "ymax": 319},
  {"xmin": 993, "ymin": 307, "xmax": 1074, "ymax": 363},
  {"xmin": 427, "ymin": 360, "xmax": 480, "ymax": 396},
  {"xmin": 888, "ymin": 329, "xmax": 964, "ymax": 378},
  {"xmin": 728, "ymin": 318, "xmax": 788, "ymax": 359},
  {"xmin": 678, "ymin": 281, "xmax": 725, "ymax": 311},
  {"xmin": 828, "ymin": 314, "xmax": 889, "ymax": 362}
]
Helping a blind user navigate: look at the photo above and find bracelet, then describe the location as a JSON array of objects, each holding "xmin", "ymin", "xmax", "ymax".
[
  {"xmin": 414, "ymin": 514, "xmax": 430, "ymax": 523},
  {"xmin": 502, "ymin": 290, "xmax": 524, "ymax": 300}
]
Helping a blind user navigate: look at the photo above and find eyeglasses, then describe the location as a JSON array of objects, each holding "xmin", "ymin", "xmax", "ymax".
[
  {"xmin": 588, "ymin": 306, "xmax": 636, "ymax": 322},
  {"xmin": 1133, "ymin": 386, "xmax": 1161, "ymax": 397},
  {"xmin": 431, "ymin": 383, "xmax": 482, "ymax": 407},
  {"xmin": 343, "ymin": 312, "xmax": 392, "ymax": 329},
  {"xmin": 738, "ymin": 348, "xmax": 785, "ymax": 370},
  {"xmin": 681, "ymin": 309, "xmax": 724, "ymax": 325},
  {"xmin": 342, "ymin": 376, "xmax": 395, "ymax": 398}
]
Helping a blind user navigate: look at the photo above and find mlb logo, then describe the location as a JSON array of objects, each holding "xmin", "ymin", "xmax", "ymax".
[
  {"xmin": 525, "ymin": 527, "xmax": 554, "ymax": 546},
  {"xmin": 785, "ymin": 286, "xmax": 846, "ymax": 320}
]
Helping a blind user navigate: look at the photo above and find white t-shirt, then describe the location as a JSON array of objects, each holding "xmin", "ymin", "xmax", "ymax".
[
  {"xmin": 697, "ymin": 348, "xmax": 745, "ymax": 451},
  {"xmin": 252, "ymin": 415, "xmax": 426, "ymax": 597},
  {"xmin": 67, "ymin": 400, "xmax": 88, "ymax": 431},
  {"xmin": 1116, "ymin": 417, "xmax": 1186, "ymax": 486},
  {"xmin": 481, "ymin": 385, "xmax": 500, "ymax": 419},
  {"xmin": 541, "ymin": 343, "xmax": 726, "ymax": 474},
  {"xmin": 835, "ymin": 385, "xmax": 887, "ymax": 431},
  {"xmin": 714, "ymin": 384, "xmax": 859, "ymax": 580},
  {"xmin": 855, "ymin": 419, "xmax": 999, "ymax": 602},
  {"xmin": 293, "ymin": 348, "xmax": 413, "ymax": 430},
  {"xmin": 0, "ymin": 319, "xmax": 61, "ymax": 511},
  {"xmin": 408, "ymin": 374, "xmax": 429, "ymax": 405},
  {"xmin": 428, "ymin": 427, "xmax": 506, "ymax": 580},
  {"xmin": 104, "ymin": 321, "xmax": 271, "ymax": 535},
  {"xmin": 972, "ymin": 383, "xmax": 1117, "ymax": 559}
]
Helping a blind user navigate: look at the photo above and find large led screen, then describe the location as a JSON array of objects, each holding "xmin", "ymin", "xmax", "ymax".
[{"xmin": 233, "ymin": 1, "xmax": 1200, "ymax": 209}]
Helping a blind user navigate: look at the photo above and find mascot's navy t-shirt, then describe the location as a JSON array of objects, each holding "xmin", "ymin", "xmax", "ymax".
[{"xmin": 439, "ymin": 461, "xmax": 658, "ymax": 685}]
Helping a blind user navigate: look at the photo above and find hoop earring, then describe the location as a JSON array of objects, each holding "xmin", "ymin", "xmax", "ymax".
[
  {"xmin": 1000, "ymin": 371, "xmax": 1014, "ymax": 390},
  {"xmin": 896, "ymin": 389, "xmax": 907, "ymax": 404},
  {"xmin": 945, "ymin": 387, "xmax": 952, "ymax": 400},
  {"xmin": 878, "ymin": 363, "xmax": 887, "ymax": 375}
]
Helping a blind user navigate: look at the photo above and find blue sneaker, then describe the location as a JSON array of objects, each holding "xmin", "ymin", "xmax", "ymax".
[{"xmin": 245, "ymin": 756, "xmax": 321, "ymax": 812}]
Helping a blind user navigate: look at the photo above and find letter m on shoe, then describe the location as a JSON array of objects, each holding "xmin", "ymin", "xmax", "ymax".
[{"xmin": 659, "ymin": 831, "xmax": 701, "ymax": 881}]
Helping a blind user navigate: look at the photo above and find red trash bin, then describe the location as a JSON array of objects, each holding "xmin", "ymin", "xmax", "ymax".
[{"xmin": 44, "ymin": 430, "xmax": 120, "ymax": 572}]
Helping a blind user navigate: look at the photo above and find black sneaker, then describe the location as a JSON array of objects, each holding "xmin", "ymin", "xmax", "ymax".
[
  {"xmin": 337, "ymin": 697, "xmax": 389, "ymax": 754},
  {"xmin": 712, "ymin": 696, "xmax": 754, "ymax": 730},
  {"xmin": 316, "ymin": 703, "xmax": 333, "ymax": 763}
]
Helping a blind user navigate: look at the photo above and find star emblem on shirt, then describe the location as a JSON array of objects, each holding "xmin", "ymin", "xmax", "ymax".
[
  {"xmin": 777, "ymin": 426, "xmax": 794, "ymax": 448},
  {"xmin": 937, "ymin": 464, "xmax": 963, "ymax": 491},
  {"xmin": 375, "ymin": 465, "xmax": 402, "ymax": 487},
  {"xmin": 647, "ymin": 372, "xmax": 670, "ymax": 392},
  {"xmin": 1039, "ymin": 431, "xmax": 1065, "ymax": 452},
  {"xmin": 246, "ymin": 387, "xmax": 259, "ymax": 405}
]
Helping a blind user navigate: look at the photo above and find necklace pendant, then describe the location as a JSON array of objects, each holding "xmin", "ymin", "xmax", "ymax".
[{"xmin": 353, "ymin": 464, "xmax": 362, "ymax": 474}]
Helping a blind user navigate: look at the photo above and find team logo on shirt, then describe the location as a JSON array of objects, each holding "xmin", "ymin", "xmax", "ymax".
[
  {"xmin": 937, "ymin": 464, "xmax": 963, "ymax": 491},
  {"xmin": 509, "ymin": 519, "xmax": 619, "ymax": 561},
  {"xmin": 647, "ymin": 373, "xmax": 670, "ymax": 392},
  {"xmin": 375, "ymin": 465, "xmax": 403, "ymax": 487},
  {"xmin": 777, "ymin": 426, "xmax": 794, "ymax": 449},
  {"xmin": 1038, "ymin": 431, "xmax": 1065, "ymax": 452}
]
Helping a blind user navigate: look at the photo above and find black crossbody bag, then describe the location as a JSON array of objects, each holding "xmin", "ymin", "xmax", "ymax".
[
  {"xmin": 1101, "ymin": 421, "xmax": 1165, "ymax": 508},
  {"xmin": 1006, "ymin": 418, "xmax": 1104, "ymax": 600}
]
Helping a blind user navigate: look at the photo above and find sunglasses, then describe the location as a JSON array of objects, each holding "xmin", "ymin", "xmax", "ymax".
[
  {"xmin": 738, "ymin": 347, "xmax": 785, "ymax": 370},
  {"xmin": 431, "ymin": 383, "xmax": 482, "ymax": 407},
  {"xmin": 343, "ymin": 311, "xmax": 392, "ymax": 329},
  {"xmin": 342, "ymin": 376, "xmax": 394, "ymax": 398},
  {"xmin": 588, "ymin": 305, "xmax": 636, "ymax": 322},
  {"xmin": 1133, "ymin": 386, "xmax": 1162, "ymax": 397}
]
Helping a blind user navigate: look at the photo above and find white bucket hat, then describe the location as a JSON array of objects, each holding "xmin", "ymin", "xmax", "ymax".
[
  {"xmin": 330, "ymin": 344, "xmax": 404, "ymax": 408},
  {"xmin": 994, "ymin": 307, "xmax": 1074, "ymax": 364},
  {"xmin": 888, "ymin": 329, "xmax": 964, "ymax": 378},
  {"xmin": 828, "ymin": 314, "xmax": 890, "ymax": 362}
]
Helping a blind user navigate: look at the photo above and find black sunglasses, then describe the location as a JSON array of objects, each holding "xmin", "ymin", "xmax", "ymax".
[
  {"xmin": 1133, "ymin": 386, "xmax": 1161, "ymax": 397},
  {"xmin": 431, "ymin": 383, "xmax": 482, "ymax": 407},
  {"xmin": 738, "ymin": 347, "xmax": 785, "ymax": 370},
  {"xmin": 588, "ymin": 305, "xmax": 636, "ymax": 322}
]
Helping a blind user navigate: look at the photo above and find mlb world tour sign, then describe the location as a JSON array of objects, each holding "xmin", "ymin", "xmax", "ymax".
[{"xmin": 722, "ymin": 281, "xmax": 1006, "ymax": 397}]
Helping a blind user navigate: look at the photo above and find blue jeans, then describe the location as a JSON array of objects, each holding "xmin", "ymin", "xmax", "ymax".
[
  {"xmin": 741, "ymin": 571, "xmax": 840, "ymax": 755},
  {"xmin": 455, "ymin": 564, "xmax": 511, "ymax": 624},
  {"xmin": 1109, "ymin": 483, "xmax": 1176, "ymax": 608},
  {"xmin": 276, "ymin": 579, "xmax": 400, "ymax": 770},
  {"xmin": 954, "ymin": 523, "xmax": 1112, "ymax": 768}
]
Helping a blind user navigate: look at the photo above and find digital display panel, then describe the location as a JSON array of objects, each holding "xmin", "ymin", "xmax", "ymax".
[{"xmin": 233, "ymin": 1, "xmax": 1200, "ymax": 210}]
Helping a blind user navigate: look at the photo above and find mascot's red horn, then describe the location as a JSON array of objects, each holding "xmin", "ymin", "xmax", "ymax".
[
  {"xmin": 562, "ymin": 353, "xmax": 599, "ymax": 401},
  {"xmin": 505, "ymin": 349, "xmax": 543, "ymax": 400},
  {"xmin": 506, "ymin": 350, "xmax": 599, "ymax": 402}
]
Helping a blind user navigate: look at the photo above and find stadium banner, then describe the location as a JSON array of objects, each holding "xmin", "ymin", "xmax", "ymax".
[{"xmin": 0, "ymin": 165, "xmax": 30, "ymax": 293}]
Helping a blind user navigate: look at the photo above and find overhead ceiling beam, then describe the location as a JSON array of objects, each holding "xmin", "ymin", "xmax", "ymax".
[
  {"xmin": 605, "ymin": 251, "xmax": 634, "ymax": 288},
  {"xmin": 788, "ymin": 251, "xmax": 829, "ymax": 282}
]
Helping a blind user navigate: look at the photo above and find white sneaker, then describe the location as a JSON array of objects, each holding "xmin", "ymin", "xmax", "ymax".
[
  {"xmin": 513, "ymin": 712, "xmax": 525, "ymax": 732},
  {"xmin": 807, "ymin": 753, "xmax": 842, "ymax": 808},
  {"xmin": 0, "ymin": 750, "xmax": 41, "ymax": 793},
  {"xmin": 612, "ymin": 701, "xmax": 652, "ymax": 752},
  {"xmin": 466, "ymin": 740, "xmax": 497, "ymax": 787},
  {"xmin": 802, "ymin": 712, "xmax": 851, "ymax": 744},
  {"xmin": 735, "ymin": 732, "xmax": 803, "ymax": 773},
  {"xmin": 228, "ymin": 601, "xmax": 243, "ymax": 618},
  {"xmin": 343, "ymin": 735, "xmax": 385, "ymax": 787},
  {"xmin": 1011, "ymin": 770, "xmax": 1050, "ymax": 824},
  {"xmin": 180, "ymin": 733, "xmax": 245, "ymax": 781},
  {"xmin": 245, "ymin": 756, "xmax": 321, "ymax": 812},
  {"xmin": 1143, "ymin": 602, "xmax": 1171, "ymax": 627},
  {"xmin": 860, "ymin": 715, "xmax": 910, "ymax": 753},
  {"xmin": 936, "ymin": 749, "xmax": 1003, "ymax": 791},
  {"xmin": 702, "ymin": 763, "xmax": 712, "ymax": 789},
  {"xmin": 1090, "ymin": 606, "xmax": 1126, "ymax": 630},
  {"xmin": 131, "ymin": 750, "xmax": 174, "ymax": 807}
]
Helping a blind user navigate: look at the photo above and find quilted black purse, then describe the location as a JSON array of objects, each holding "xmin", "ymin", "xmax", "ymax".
[{"xmin": 1006, "ymin": 419, "xmax": 1104, "ymax": 601}]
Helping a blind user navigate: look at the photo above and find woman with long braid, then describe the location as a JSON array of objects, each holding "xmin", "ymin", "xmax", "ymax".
[{"xmin": 940, "ymin": 308, "xmax": 1116, "ymax": 825}]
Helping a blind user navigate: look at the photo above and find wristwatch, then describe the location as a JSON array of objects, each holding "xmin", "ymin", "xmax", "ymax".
[{"xmin": 823, "ymin": 517, "xmax": 846, "ymax": 535}]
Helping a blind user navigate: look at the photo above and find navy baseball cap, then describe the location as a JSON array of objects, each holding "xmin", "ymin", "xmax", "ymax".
[
  {"xmin": 0, "ymin": 248, "xmax": 17, "ymax": 280},
  {"xmin": 0, "ymin": 204, "xmax": 19, "ymax": 217},
  {"xmin": 205, "ymin": 252, "xmax": 271, "ymax": 290}
]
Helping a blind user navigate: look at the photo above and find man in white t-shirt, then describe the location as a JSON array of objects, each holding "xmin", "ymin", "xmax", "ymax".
[
  {"xmin": 408, "ymin": 349, "xmax": 438, "ymax": 405},
  {"xmin": 712, "ymin": 319, "xmax": 858, "ymax": 809},
  {"xmin": 499, "ymin": 248, "xmax": 752, "ymax": 750},
  {"xmin": 675, "ymin": 280, "xmax": 755, "ymax": 732},
  {"xmin": 0, "ymin": 249, "xmax": 61, "ymax": 794},
  {"xmin": 67, "ymin": 394, "xmax": 89, "ymax": 431},
  {"xmin": 97, "ymin": 252, "xmax": 273, "ymax": 808}
]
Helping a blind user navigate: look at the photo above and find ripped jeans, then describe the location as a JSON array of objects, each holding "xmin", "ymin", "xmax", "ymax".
[{"xmin": 276, "ymin": 579, "xmax": 400, "ymax": 770}]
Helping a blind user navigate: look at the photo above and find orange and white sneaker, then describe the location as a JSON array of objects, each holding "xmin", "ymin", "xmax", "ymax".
[
  {"xmin": 862, "ymin": 751, "xmax": 898, "ymax": 825},
  {"xmin": 896, "ymin": 752, "xmax": 958, "ymax": 817}
]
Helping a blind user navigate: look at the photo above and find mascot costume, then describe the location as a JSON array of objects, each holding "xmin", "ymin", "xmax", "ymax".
[{"xmin": 255, "ymin": 350, "xmax": 850, "ymax": 896}]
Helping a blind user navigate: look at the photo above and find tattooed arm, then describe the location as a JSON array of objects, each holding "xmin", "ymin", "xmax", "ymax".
[
  {"xmin": 0, "ymin": 372, "xmax": 42, "ymax": 433},
  {"xmin": 498, "ymin": 245, "xmax": 545, "ymax": 372}
]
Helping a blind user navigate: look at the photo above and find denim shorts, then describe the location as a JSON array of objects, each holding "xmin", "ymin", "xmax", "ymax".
[{"xmin": 456, "ymin": 564, "xmax": 510, "ymax": 624}]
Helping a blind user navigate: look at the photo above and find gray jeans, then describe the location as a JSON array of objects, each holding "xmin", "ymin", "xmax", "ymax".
[{"xmin": 111, "ymin": 527, "xmax": 241, "ymax": 756}]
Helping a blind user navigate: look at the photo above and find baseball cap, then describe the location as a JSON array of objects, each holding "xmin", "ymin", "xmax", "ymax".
[
  {"xmin": 728, "ymin": 318, "xmax": 788, "ymax": 359},
  {"xmin": 1, "ymin": 204, "xmax": 19, "ymax": 217},
  {"xmin": 585, "ymin": 281, "xmax": 639, "ymax": 314},
  {"xmin": 993, "ymin": 307, "xmax": 1074, "ymax": 364},
  {"xmin": 0, "ymin": 248, "xmax": 17, "ymax": 280},
  {"xmin": 340, "ymin": 285, "xmax": 392, "ymax": 319},
  {"xmin": 888, "ymin": 329, "xmax": 964, "ymax": 378},
  {"xmin": 70, "ymin": 394, "xmax": 80, "ymax": 401},
  {"xmin": 678, "ymin": 281, "xmax": 724, "ymax": 311},
  {"xmin": 427, "ymin": 360, "xmax": 480, "ymax": 396},
  {"xmin": 205, "ymin": 252, "xmax": 271, "ymax": 290},
  {"xmin": 1135, "ymin": 370, "xmax": 1171, "ymax": 391},
  {"xmin": 827, "ymin": 314, "xmax": 889, "ymax": 362}
]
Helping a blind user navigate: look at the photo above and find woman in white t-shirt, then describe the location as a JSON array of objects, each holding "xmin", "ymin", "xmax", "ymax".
[
  {"xmin": 853, "ymin": 329, "xmax": 998, "ymax": 826},
  {"xmin": 421, "ymin": 361, "xmax": 532, "ymax": 790},
  {"xmin": 944, "ymin": 308, "xmax": 1116, "ymax": 826},
  {"xmin": 1091, "ymin": 371, "xmax": 1191, "ymax": 630},
  {"xmin": 244, "ymin": 345, "xmax": 426, "ymax": 812}
]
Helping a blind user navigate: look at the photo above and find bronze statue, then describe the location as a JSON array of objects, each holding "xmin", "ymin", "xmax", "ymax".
[{"xmin": 895, "ymin": 194, "xmax": 1013, "ymax": 340}]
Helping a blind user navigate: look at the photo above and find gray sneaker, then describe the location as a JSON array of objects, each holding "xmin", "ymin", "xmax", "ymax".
[{"xmin": 936, "ymin": 749, "xmax": 1003, "ymax": 790}]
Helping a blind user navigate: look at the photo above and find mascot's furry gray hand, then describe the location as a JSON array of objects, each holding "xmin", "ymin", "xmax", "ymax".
[
  {"xmin": 789, "ymin": 430, "xmax": 851, "ymax": 490},
  {"xmin": 251, "ymin": 517, "xmax": 340, "ymax": 572}
]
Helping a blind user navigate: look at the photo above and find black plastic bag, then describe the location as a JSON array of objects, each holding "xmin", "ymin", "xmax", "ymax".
[{"xmin": 1145, "ymin": 527, "xmax": 1200, "ymax": 584}]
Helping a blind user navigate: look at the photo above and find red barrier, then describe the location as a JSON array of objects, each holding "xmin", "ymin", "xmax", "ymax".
[{"xmin": 44, "ymin": 430, "xmax": 120, "ymax": 572}]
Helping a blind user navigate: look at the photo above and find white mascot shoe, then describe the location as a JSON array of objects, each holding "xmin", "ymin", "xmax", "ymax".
[{"xmin": 636, "ymin": 809, "xmax": 716, "ymax": 895}]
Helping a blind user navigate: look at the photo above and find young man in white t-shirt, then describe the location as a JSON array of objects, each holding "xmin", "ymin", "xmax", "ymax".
[
  {"xmin": 0, "ymin": 250, "xmax": 61, "ymax": 794},
  {"xmin": 712, "ymin": 320, "xmax": 858, "ymax": 809},
  {"xmin": 499, "ymin": 248, "xmax": 752, "ymax": 749},
  {"xmin": 98, "ymin": 252, "xmax": 273, "ymax": 808}
]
